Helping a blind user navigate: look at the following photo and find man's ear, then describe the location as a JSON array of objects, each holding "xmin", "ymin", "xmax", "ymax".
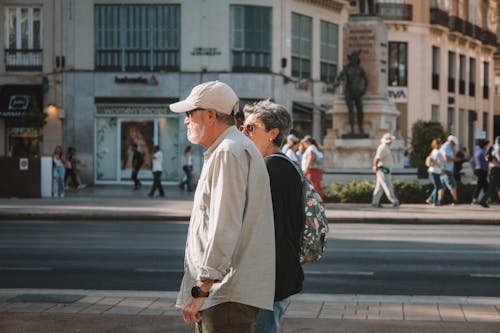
[{"xmin": 205, "ymin": 109, "xmax": 217, "ymax": 124}]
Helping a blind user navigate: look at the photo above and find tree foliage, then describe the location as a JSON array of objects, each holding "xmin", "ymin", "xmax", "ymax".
[{"xmin": 409, "ymin": 120, "xmax": 446, "ymax": 170}]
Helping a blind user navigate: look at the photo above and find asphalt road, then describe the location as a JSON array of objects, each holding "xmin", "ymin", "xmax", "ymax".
[{"xmin": 1, "ymin": 220, "xmax": 500, "ymax": 296}]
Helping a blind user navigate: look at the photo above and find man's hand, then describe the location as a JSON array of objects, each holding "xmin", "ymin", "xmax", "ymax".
[{"xmin": 181, "ymin": 296, "xmax": 205, "ymax": 324}]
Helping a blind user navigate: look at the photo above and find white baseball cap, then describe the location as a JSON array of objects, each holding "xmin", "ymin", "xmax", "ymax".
[
  {"xmin": 169, "ymin": 81, "xmax": 239, "ymax": 115},
  {"xmin": 447, "ymin": 135, "xmax": 459, "ymax": 145},
  {"xmin": 287, "ymin": 134, "xmax": 299, "ymax": 143},
  {"xmin": 381, "ymin": 133, "xmax": 395, "ymax": 143}
]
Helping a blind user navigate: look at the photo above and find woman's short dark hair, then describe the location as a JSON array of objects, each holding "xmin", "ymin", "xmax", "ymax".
[{"xmin": 243, "ymin": 100, "xmax": 291, "ymax": 146}]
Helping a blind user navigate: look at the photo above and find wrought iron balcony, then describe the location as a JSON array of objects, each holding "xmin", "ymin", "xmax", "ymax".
[
  {"xmin": 4, "ymin": 49, "xmax": 43, "ymax": 71},
  {"xmin": 449, "ymin": 16, "xmax": 465, "ymax": 34},
  {"xmin": 430, "ymin": 8, "xmax": 449, "ymax": 28},
  {"xmin": 376, "ymin": 3, "xmax": 412, "ymax": 21}
]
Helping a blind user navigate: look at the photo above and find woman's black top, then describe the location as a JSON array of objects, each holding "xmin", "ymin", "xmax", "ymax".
[{"xmin": 265, "ymin": 153, "xmax": 304, "ymax": 301}]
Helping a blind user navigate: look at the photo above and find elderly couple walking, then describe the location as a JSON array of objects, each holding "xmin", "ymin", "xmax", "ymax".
[{"xmin": 170, "ymin": 81, "xmax": 304, "ymax": 333}]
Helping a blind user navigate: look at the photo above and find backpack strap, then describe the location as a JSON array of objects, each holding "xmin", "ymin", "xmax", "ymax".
[{"xmin": 268, "ymin": 153, "xmax": 305, "ymax": 182}]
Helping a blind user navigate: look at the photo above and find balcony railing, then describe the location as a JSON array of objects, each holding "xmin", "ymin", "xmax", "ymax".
[
  {"xmin": 449, "ymin": 16, "xmax": 465, "ymax": 34},
  {"xmin": 430, "ymin": 8, "xmax": 449, "ymax": 28},
  {"xmin": 376, "ymin": 3, "xmax": 412, "ymax": 21},
  {"xmin": 4, "ymin": 49, "xmax": 43, "ymax": 71}
]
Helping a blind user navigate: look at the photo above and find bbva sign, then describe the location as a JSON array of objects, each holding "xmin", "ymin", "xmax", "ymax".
[{"xmin": 388, "ymin": 87, "xmax": 408, "ymax": 102}]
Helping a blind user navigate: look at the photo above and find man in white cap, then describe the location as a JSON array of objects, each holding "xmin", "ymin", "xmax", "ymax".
[
  {"xmin": 371, "ymin": 133, "xmax": 400, "ymax": 208},
  {"xmin": 281, "ymin": 133, "xmax": 300, "ymax": 164},
  {"xmin": 170, "ymin": 81, "xmax": 276, "ymax": 332},
  {"xmin": 440, "ymin": 135, "xmax": 459, "ymax": 205}
]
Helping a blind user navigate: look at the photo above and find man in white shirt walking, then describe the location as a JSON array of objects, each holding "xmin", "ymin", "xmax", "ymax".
[
  {"xmin": 148, "ymin": 145, "xmax": 164, "ymax": 198},
  {"xmin": 170, "ymin": 81, "xmax": 275, "ymax": 333},
  {"xmin": 371, "ymin": 133, "xmax": 400, "ymax": 208}
]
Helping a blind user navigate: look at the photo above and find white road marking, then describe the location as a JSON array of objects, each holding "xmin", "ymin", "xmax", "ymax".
[{"xmin": 305, "ymin": 270, "xmax": 374, "ymax": 276}]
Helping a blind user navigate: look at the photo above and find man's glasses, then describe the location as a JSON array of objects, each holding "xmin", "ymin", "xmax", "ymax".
[{"xmin": 185, "ymin": 109, "xmax": 205, "ymax": 118}]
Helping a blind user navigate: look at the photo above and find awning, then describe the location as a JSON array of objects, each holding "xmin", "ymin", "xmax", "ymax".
[{"xmin": 0, "ymin": 85, "xmax": 42, "ymax": 117}]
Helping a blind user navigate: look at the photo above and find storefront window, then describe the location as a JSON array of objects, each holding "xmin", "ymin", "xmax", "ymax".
[
  {"xmin": 95, "ymin": 111, "xmax": 179, "ymax": 183},
  {"xmin": 158, "ymin": 117, "xmax": 180, "ymax": 180},
  {"xmin": 8, "ymin": 127, "xmax": 40, "ymax": 158},
  {"xmin": 120, "ymin": 119, "xmax": 154, "ymax": 181},
  {"xmin": 96, "ymin": 118, "xmax": 117, "ymax": 180}
]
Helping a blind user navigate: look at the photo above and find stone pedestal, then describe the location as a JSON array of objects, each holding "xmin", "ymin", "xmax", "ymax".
[{"xmin": 323, "ymin": 16, "xmax": 403, "ymax": 171}]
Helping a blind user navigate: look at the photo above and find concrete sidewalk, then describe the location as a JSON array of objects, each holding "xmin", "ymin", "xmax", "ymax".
[
  {"xmin": 0, "ymin": 185, "xmax": 499, "ymax": 223},
  {"xmin": 1, "ymin": 289, "xmax": 500, "ymax": 333}
]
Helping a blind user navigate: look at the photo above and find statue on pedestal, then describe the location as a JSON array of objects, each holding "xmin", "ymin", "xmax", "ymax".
[
  {"xmin": 334, "ymin": 50, "xmax": 368, "ymax": 136},
  {"xmin": 352, "ymin": 0, "xmax": 376, "ymax": 16}
]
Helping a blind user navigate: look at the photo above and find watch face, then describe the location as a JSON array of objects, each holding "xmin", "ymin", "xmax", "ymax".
[{"xmin": 191, "ymin": 286, "xmax": 200, "ymax": 298}]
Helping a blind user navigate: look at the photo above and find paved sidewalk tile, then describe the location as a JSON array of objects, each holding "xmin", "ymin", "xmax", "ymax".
[
  {"xmin": 437, "ymin": 304, "xmax": 466, "ymax": 322},
  {"xmin": 79, "ymin": 297, "xmax": 123, "ymax": 314},
  {"xmin": 368, "ymin": 302, "xmax": 404, "ymax": 321},
  {"xmin": 403, "ymin": 303, "xmax": 441, "ymax": 321},
  {"xmin": 462, "ymin": 305, "xmax": 500, "ymax": 322},
  {"xmin": 284, "ymin": 301, "xmax": 323, "ymax": 318},
  {"xmin": 4, "ymin": 302, "xmax": 57, "ymax": 313},
  {"xmin": 42, "ymin": 295, "xmax": 102, "ymax": 314},
  {"xmin": 139, "ymin": 298, "xmax": 176, "ymax": 316},
  {"xmin": 105, "ymin": 297, "xmax": 156, "ymax": 315}
]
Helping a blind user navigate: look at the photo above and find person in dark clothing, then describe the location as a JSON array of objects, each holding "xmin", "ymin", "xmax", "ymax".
[
  {"xmin": 131, "ymin": 144, "xmax": 144, "ymax": 190},
  {"xmin": 472, "ymin": 140, "xmax": 490, "ymax": 208},
  {"xmin": 241, "ymin": 100, "xmax": 303, "ymax": 333}
]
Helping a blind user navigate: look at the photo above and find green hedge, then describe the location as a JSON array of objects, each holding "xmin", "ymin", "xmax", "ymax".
[{"xmin": 324, "ymin": 180, "xmax": 475, "ymax": 204}]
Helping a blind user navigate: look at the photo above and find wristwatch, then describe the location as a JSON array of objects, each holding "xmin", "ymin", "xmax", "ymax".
[{"xmin": 191, "ymin": 286, "xmax": 210, "ymax": 298}]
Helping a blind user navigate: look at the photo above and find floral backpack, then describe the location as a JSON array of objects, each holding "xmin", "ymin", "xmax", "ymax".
[{"xmin": 270, "ymin": 154, "xmax": 329, "ymax": 264}]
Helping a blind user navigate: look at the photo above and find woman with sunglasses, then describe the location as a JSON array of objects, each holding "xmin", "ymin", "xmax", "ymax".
[{"xmin": 241, "ymin": 100, "xmax": 304, "ymax": 333}]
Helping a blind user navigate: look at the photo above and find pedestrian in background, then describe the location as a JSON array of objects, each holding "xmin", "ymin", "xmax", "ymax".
[
  {"xmin": 486, "ymin": 136, "xmax": 500, "ymax": 204},
  {"xmin": 440, "ymin": 135, "xmax": 460, "ymax": 205},
  {"xmin": 242, "ymin": 100, "xmax": 304, "ymax": 333},
  {"xmin": 281, "ymin": 133, "xmax": 300, "ymax": 165},
  {"xmin": 471, "ymin": 139, "xmax": 489, "ymax": 208},
  {"xmin": 301, "ymin": 135, "xmax": 324, "ymax": 199},
  {"xmin": 148, "ymin": 145, "xmax": 165, "ymax": 198},
  {"xmin": 170, "ymin": 81, "xmax": 276, "ymax": 332},
  {"xmin": 179, "ymin": 145, "xmax": 193, "ymax": 192},
  {"xmin": 52, "ymin": 145, "xmax": 66, "ymax": 198},
  {"xmin": 371, "ymin": 133, "xmax": 400, "ymax": 208},
  {"xmin": 426, "ymin": 138, "xmax": 445, "ymax": 206},
  {"xmin": 131, "ymin": 143, "xmax": 144, "ymax": 191}
]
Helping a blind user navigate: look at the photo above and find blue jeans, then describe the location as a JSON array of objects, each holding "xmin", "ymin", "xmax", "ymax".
[
  {"xmin": 428, "ymin": 172, "xmax": 443, "ymax": 204},
  {"xmin": 53, "ymin": 165, "xmax": 66, "ymax": 197},
  {"xmin": 254, "ymin": 298, "xmax": 290, "ymax": 333}
]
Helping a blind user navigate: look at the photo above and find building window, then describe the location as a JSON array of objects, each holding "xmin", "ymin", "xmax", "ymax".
[
  {"xmin": 230, "ymin": 5, "xmax": 271, "ymax": 73},
  {"xmin": 483, "ymin": 111, "xmax": 488, "ymax": 138},
  {"xmin": 469, "ymin": 57, "xmax": 476, "ymax": 97},
  {"xmin": 431, "ymin": 105, "xmax": 440, "ymax": 122},
  {"xmin": 483, "ymin": 61, "xmax": 489, "ymax": 99},
  {"xmin": 432, "ymin": 46, "xmax": 439, "ymax": 90},
  {"xmin": 4, "ymin": 7, "xmax": 42, "ymax": 71},
  {"xmin": 448, "ymin": 51, "xmax": 455, "ymax": 93},
  {"xmin": 320, "ymin": 20, "xmax": 338, "ymax": 83},
  {"xmin": 447, "ymin": 107, "xmax": 455, "ymax": 134},
  {"xmin": 459, "ymin": 55, "xmax": 466, "ymax": 95},
  {"xmin": 388, "ymin": 42, "xmax": 407, "ymax": 86},
  {"xmin": 291, "ymin": 13, "xmax": 312, "ymax": 79},
  {"xmin": 95, "ymin": 5, "xmax": 180, "ymax": 72}
]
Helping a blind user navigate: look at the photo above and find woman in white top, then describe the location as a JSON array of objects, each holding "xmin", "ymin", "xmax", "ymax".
[
  {"xmin": 301, "ymin": 136, "xmax": 324, "ymax": 199},
  {"xmin": 427, "ymin": 138, "xmax": 446, "ymax": 206},
  {"xmin": 52, "ymin": 145, "xmax": 66, "ymax": 197}
]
